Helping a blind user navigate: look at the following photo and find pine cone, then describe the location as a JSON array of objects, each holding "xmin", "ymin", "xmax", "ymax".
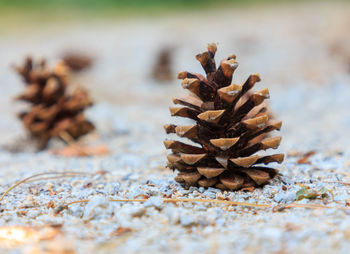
[
  {"xmin": 62, "ymin": 52, "xmax": 93, "ymax": 72},
  {"xmin": 164, "ymin": 44, "xmax": 284, "ymax": 191},
  {"xmin": 152, "ymin": 47, "xmax": 173, "ymax": 82},
  {"xmin": 15, "ymin": 57, "xmax": 95, "ymax": 149}
]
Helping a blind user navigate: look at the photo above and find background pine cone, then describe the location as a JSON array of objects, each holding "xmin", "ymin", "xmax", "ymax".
[
  {"xmin": 164, "ymin": 44, "xmax": 284, "ymax": 191},
  {"xmin": 62, "ymin": 52, "xmax": 93, "ymax": 72},
  {"xmin": 152, "ymin": 47, "xmax": 174, "ymax": 82},
  {"xmin": 15, "ymin": 57, "xmax": 95, "ymax": 149}
]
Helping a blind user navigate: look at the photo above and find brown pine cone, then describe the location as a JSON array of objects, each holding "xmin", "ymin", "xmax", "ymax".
[
  {"xmin": 15, "ymin": 57, "xmax": 94, "ymax": 149},
  {"xmin": 62, "ymin": 52, "xmax": 93, "ymax": 72},
  {"xmin": 152, "ymin": 47, "xmax": 173, "ymax": 82},
  {"xmin": 164, "ymin": 44, "xmax": 284, "ymax": 191}
]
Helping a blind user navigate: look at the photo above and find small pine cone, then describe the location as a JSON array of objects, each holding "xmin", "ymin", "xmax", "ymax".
[
  {"xmin": 164, "ymin": 44, "xmax": 284, "ymax": 191},
  {"xmin": 15, "ymin": 57, "xmax": 95, "ymax": 149},
  {"xmin": 152, "ymin": 47, "xmax": 173, "ymax": 82},
  {"xmin": 62, "ymin": 52, "xmax": 93, "ymax": 72}
]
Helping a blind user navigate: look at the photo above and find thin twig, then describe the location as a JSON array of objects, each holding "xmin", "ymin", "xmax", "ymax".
[
  {"xmin": 322, "ymin": 180, "xmax": 350, "ymax": 186},
  {"xmin": 59, "ymin": 131, "xmax": 77, "ymax": 145},
  {"xmin": 59, "ymin": 131, "xmax": 88, "ymax": 156},
  {"xmin": 55, "ymin": 198, "xmax": 272, "ymax": 215},
  {"xmin": 56, "ymin": 197, "xmax": 350, "ymax": 215},
  {"xmin": 70, "ymin": 198, "xmax": 271, "ymax": 208},
  {"xmin": 285, "ymin": 203, "xmax": 350, "ymax": 210},
  {"xmin": 25, "ymin": 174, "xmax": 92, "ymax": 183},
  {"xmin": 0, "ymin": 171, "xmax": 91, "ymax": 203}
]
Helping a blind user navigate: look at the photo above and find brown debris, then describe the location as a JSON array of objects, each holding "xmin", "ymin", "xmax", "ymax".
[
  {"xmin": 285, "ymin": 222, "xmax": 301, "ymax": 232},
  {"xmin": 15, "ymin": 57, "xmax": 95, "ymax": 149},
  {"xmin": 62, "ymin": 52, "xmax": 93, "ymax": 72},
  {"xmin": 329, "ymin": 38, "xmax": 350, "ymax": 73},
  {"xmin": 47, "ymin": 200, "xmax": 56, "ymax": 209},
  {"xmin": 0, "ymin": 225, "xmax": 61, "ymax": 248},
  {"xmin": 152, "ymin": 47, "xmax": 174, "ymax": 82},
  {"xmin": 16, "ymin": 210, "xmax": 28, "ymax": 216},
  {"xmin": 52, "ymin": 144, "xmax": 109, "ymax": 157},
  {"xmin": 110, "ymin": 227, "xmax": 133, "ymax": 237},
  {"xmin": 297, "ymin": 151, "xmax": 316, "ymax": 164},
  {"xmin": 164, "ymin": 44, "xmax": 283, "ymax": 191}
]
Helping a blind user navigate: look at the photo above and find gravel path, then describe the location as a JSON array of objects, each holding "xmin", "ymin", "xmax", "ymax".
[{"xmin": 0, "ymin": 2, "xmax": 350, "ymax": 253}]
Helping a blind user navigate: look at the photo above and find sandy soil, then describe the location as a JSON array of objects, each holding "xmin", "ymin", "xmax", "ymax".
[{"xmin": 0, "ymin": 2, "xmax": 350, "ymax": 253}]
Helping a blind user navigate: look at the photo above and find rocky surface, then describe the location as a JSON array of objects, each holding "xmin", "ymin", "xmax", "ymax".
[{"xmin": 0, "ymin": 2, "xmax": 350, "ymax": 253}]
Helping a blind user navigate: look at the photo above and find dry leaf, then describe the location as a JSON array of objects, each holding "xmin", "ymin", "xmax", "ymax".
[
  {"xmin": 285, "ymin": 222, "xmax": 301, "ymax": 231},
  {"xmin": 0, "ymin": 226, "xmax": 59, "ymax": 249},
  {"xmin": 297, "ymin": 151, "xmax": 316, "ymax": 164},
  {"xmin": 47, "ymin": 200, "xmax": 56, "ymax": 209},
  {"xmin": 52, "ymin": 144, "xmax": 109, "ymax": 157},
  {"xmin": 296, "ymin": 186, "xmax": 332, "ymax": 201},
  {"xmin": 110, "ymin": 227, "xmax": 133, "ymax": 237}
]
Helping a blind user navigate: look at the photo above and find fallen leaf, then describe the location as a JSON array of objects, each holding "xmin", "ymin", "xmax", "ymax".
[
  {"xmin": 304, "ymin": 151, "xmax": 316, "ymax": 157},
  {"xmin": 285, "ymin": 222, "xmax": 301, "ymax": 231},
  {"xmin": 47, "ymin": 200, "xmax": 56, "ymax": 209},
  {"xmin": 217, "ymin": 195, "xmax": 230, "ymax": 201},
  {"xmin": 48, "ymin": 188, "xmax": 57, "ymax": 196},
  {"xmin": 163, "ymin": 193, "xmax": 172, "ymax": 198},
  {"xmin": 0, "ymin": 226, "xmax": 60, "ymax": 248},
  {"xmin": 134, "ymin": 194, "xmax": 150, "ymax": 199},
  {"xmin": 272, "ymin": 205, "xmax": 287, "ymax": 212},
  {"xmin": 84, "ymin": 182, "xmax": 92, "ymax": 188},
  {"xmin": 52, "ymin": 144, "xmax": 109, "ymax": 157},
  {"xmin": 110, "ymin": 227, "xmax": 133, "ymax": 237},
  {"xmin": 26, "ymin": 235, "xmax": 76, "ymax": 254},
  {"xmin": 297, "ymin": 150, "xmax": 316, "ymax": 164},
  {"xmin": 16, "ymin": 211, "xmax": 27, "ymax": 216},
  {"xmin": 297, "ymin": 157, "xmax": 311, "ymax": 164},
  {"xmin": 296, "ymin": 186, "xmax": 332, "ymax": 201}
]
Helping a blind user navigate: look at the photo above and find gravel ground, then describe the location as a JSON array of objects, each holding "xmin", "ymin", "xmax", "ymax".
[{"xmin": 1, "ymin": 2, "xmax": 350, "ymax": 253}]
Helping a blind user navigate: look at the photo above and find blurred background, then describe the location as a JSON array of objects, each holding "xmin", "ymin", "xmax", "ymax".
[{"xmin": 0, "ymin": 0, "xmax": 350, "ymax": 150}]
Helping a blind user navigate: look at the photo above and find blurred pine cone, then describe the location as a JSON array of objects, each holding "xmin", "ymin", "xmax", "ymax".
[
  {"xmin": 15, "ymin": 57, "xmax": 95, "ymax": 149},
  {"xmin": 62, "ymin": 52, "xmax": 93, "ymax": 72},
  {"xmin": 164, "ymin": 44, "xmax": 283, "ymax": 191},
  {"xmin": 152, "ymin": 47, "xmax": 173, "ymax": 82}
]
